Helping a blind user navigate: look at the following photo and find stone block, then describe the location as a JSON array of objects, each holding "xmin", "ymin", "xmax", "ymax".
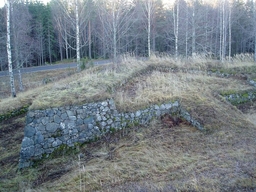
[
  {"xmin": 66, "ymin": 110, "xmax": 75, "ymax": 117},
  {"xmin": 41, "ymin": 117, "xmax": 49, "ymax": 125},
  {"xmin": 69, "ymin": 115, "xmax": 76, "ymax": 121},
  {"xmin": 34, "ymin": 132, "xmax": 44, "ymax": 144},
  {"xmin": 46, "ymin": 123, "xmax": 59, "ymax": 133},
  {"xmin": 24, "ymin": 125, "xmax": 36, "ymax": 138},
  {"xmin": 61, "ymin": 113, "xmax": 68, "ymax": 120},
  {"xmin": 21, "ymin": 137, "xmax": 34, "ymax": 148}
]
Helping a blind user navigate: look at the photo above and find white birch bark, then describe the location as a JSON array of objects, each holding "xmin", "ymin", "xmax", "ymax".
[
  {"xmin": 147, "ymin": 0, "xmax": 151, "ymax": 58},
  {"xmin": 76, "ymin": 0, "xmax": 80, "ymax": 71},
  {"xmin": 173, "ymin": 0, "xmax": 179, "ymax": 60},
  {"xmin": 11, "ymin": 1, "xmax": 23, "ymax": 91},
  {"xmin": 88, "ymin": 20, "xmax": 92, "ymax": 59},
  {"xmin": 6, "ymin": 0, "xmax": 16, "ymax": 97},
  {"xmin": 192, "ymin": 1, "xmax": 196, "ymax": 57},
  {"xmin": 112, "ymin": 2, "xmax": 117, "ymax": 62},
  {"xmin": 228, "ymin": 1, "xmax": 231, "ymax": 62},
  {"xmin": 254, "ymin": 0, "xmax": 256, "ymax": 62},
  {"xmin": 222, "ymin": 0, "xmax": 226, "ymax": 62}
]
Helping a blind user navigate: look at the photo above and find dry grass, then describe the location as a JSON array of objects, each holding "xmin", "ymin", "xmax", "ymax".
[
  {"xmin": 0, "ymin": 54, "xmax": 255, "ymax": 114},
  {"xmin": 0, "ymin": 55, "xmax": 256, "ymax": 191},
  {"xmin": 36, "ymin": 108, "xmax": 256, "ymax": 192},
  {"xmin": 114, "ymin": 70, "xmax": 251, "ymax": 112}
]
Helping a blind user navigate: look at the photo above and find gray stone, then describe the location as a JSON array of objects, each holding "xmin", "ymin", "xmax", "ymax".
[
  {"xmin": 101, "ymin": 122, "xmax": 107, "ymax": 127},
  {"xmin": 103, "ymin": 107, "xmax": 109, "ymax": 112},
  {"xmin": 46, "ymin": 123, "xmax": 59, "ymax": 133},
  {"xmin": 154, "ymin": 105, "xmax": 160, "ymax": 110},
  {"xmin": 107, "ymin": 119, "xmax": 113, "ymax": 125},
  {"xmin": 54, "ymin": 115, "xmax": 61, "ymax": 124},
  {"xmin": 165, "ymin": 103, "xmax": 172, "ymax": 110},
  {"xmin": 84, "ymin": 116, "xmax": 94, "ymax": 125},
  {"xmin": 35, "ymin": 132, "xmax": 44, "ymax": 144},
  {"xmin": 34, "ymin": 145, "xmax": 44, "ymax": 156},
  {"xmin": 60, "ymin": 122, "xmax": 65, "ymax": 129},
  {"xmin": 69, "ymin": 116, "xmax": 77, "ymax": 121},
  {"xmin": 88, "ymin": 124, "xmax": 94, "ymax": 129},
  {"xmin": 41, "ymin": 117, "xmax": 49, "ymax": 125},
  {"xmin": 160, "ymin": 104, "xmax": 166, "ymax": 110},
  {"xmin": 46, "ymin": 109, "xmax": 54, "ymax": 117},
  {"xmin": 36, "ymin": 124, "xmax": 46, "ymax": 132},
  {"xmin": 66, "ymin": 121, "xmax": 75, "ymax": 129},
  {"xmin": 135, "ymin": 110, "xmax": 141, "ymax": 117},
  {"xmin": 27, "ymin": 111, "xmax": 35, "ymax": 118},
  {"xmin": 20, "ymin": 145, "xmax": 35, "ymax": 158},
  {"xmin": 173, "ymin": 101, "xmax": 179, "ymax": 107},
  {"xmin": 26, "ymin": 112, "xmax": 35, "ymax": 124},
  {"xmin": 24, "ymin": 125, "xmax": 36, "ymax": 138},
  {"xmin": 67, "ymin": 110, "xmax": 75, "ymax": 116},
  {"xmin": 115, "ymin": 117, "xmax": 121, "ymax": 122},
  {"xmin": 77, "ymin": 109, "xmax": 84, "ymax": 114},
  {"xmin": 21, "ymin": 137, "xmax": 34, "ymax": 148},
  {"xmin": 52, "ymin": 139, "xmax": 63, "ymax": 148},
  {"xmin": 77, "ymin": 118, "xmax": 84, "ymax": 125},
  {"xmin": 45, "ymin": 148, "xmax": 54, "ymax": 154},
  {"xmin": 59, "ymin": 135, "xmax": 70, "ymax": 143},
  {"xmin": 102, "ymin": 101, "xmax": 108, "ymax": 107},
  {"xmin": 96, "ymin": 114, "xmax": 102, "ymax": 121},
  {"xmin": 61, "ymin": 113, "xmax": 68, "ymax": 120}
]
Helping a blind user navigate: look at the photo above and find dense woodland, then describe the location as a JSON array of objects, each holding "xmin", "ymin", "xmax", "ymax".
[{"xmin": 1, "ymin": 0, "xmax": 256, "ymax": 71}]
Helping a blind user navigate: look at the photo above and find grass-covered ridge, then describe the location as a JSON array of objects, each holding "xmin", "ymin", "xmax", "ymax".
[
  {"xmin": 1, "ymin": 54, "xmax": 255, "ymax": 115},
  {"xmin": 0, "ymin": 55, "xmax": 256, "ymax": 191}
]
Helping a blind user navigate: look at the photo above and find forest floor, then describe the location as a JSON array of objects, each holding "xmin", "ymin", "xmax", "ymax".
[{"xmin": 0, "ymin": 55, "xmax": 256, "ymax": 191}]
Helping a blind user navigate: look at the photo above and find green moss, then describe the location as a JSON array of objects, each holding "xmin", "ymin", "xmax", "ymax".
[
  {"xmin": 221, "ymin": 89, "xmax": 256, "ymax": 106},
  {"xmin": 220, "ymin": 90, "xmax": 238, "ymax": 96},
  {"xmin": 109, "ymin": 127, "xmax": 116, "ymax": 133},
  {"xmin": 0, "ymin": 105, "xmax": 29, "ymax": 123},
  {"xmin": 51, "ymin": 129, "xmax": 63, "ymax": 138},
  {"xmin": 32, "ymin": 143, "xmax": 82, "ymax": 167}
]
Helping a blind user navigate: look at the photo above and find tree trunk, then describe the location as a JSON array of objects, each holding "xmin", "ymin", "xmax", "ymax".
[
  {"xmin": 147, "ymin": 0, "xmax": 151, "ymax": 58},
  {"xmin": 6, "ymin": 0, "xmax": 16, "ymax": 97},
  {"xmin": 11, "ymin": 2, "xmax": 23, "ymax": 91},
  {"xmin": 192, "ymin": 2, "xmax": 195, "ymax": 57},
  {"xmin": 185, "ymin": 4, "xmax": 188, "ymax": 59},
  {"xmin": 48, "ymin": 28, "xmax": 52, "ymax": 64},
  {"xmin": 173, "ymin": 0, "xmax": 179, "ymax": 60},
  {"xmin": 76, "ymin": 0, "xmax": 80, "ymax": 71},
  {"xmin": 88, "ymin": 20, "xmax": 92, "ymax": 59},
  {"xmin": 112, "ymin": 7, "xmax": 117, "ymax": 62},
  {"xmin": 58, "ymin": 33, "xmax": 63, "ymax": 61},
  {"xmin": 228, "ymin": 1, "xmax": 231, "ymax": 62},
  {"xmin": 222, "ymin": 0, "xmax": 226, "ymax": 62},
  {"xmin": 65, "ymin": 27, "xmax": 68, "ymax": 59}
]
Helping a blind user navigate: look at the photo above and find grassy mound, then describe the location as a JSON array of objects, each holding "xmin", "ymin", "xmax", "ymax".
[{"xmin": 0, "ymin": 55, "xmax": 256, "ymax": 191}]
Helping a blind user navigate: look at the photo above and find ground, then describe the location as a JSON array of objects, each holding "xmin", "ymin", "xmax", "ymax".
[{"xmin": 0, "ymin": 56, "xmax": 256, "ymax": 191}]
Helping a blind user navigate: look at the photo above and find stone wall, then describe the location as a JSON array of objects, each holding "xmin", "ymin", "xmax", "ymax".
[{"xmin": 19, "ymin": 99, "xmax": 203, "ymax": 168}]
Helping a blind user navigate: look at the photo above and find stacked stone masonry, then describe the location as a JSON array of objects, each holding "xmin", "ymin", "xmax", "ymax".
[{"xmin": 19, "ymin": 99, "xmax": 203, "ymax": 168}]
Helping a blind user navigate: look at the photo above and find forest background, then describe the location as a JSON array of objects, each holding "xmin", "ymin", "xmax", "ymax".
[{"xmin": 1, "ymin": 0, "xmax": 256, "ymax": 71}]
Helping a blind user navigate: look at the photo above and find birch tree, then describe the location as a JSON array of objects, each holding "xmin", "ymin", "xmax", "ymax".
[
  {"xmin": 6, "ymin": 0, "xmax": 16, "ymax": 97},
  {"xmin": 173, "ymin": 0, "xmax": 179, "ymax": 59},
  {"xmin": 97, "ymin": 0, "xmax": 135, "ymax": 61},
  {"xmin": 146, "ymin": 0, "xmax": 153, "ymax": 57}
]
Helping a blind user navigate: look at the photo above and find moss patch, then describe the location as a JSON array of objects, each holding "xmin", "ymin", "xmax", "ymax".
[{"xmin": 0, "ymin": 105, "xmax": 29, "ymax": 123}]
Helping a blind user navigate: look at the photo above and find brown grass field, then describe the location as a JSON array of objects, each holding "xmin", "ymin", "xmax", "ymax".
[{"xmin": 0, "ymin": 55, "xmax": 256, "ymax": 191}]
